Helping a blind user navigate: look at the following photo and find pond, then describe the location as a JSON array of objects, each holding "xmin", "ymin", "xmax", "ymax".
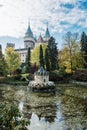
[{"xmin": 0, "ymin": 84, "xmax": 87, "ymax": 130}]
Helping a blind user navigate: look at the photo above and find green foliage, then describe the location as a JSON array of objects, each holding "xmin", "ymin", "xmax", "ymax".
[
  {"xmin": 81, "ymin": 32, "xmax": 87, "ymax": 52},
  {"xmin": 47, "ymin": 37, "xmax": 58, "ymax": 71},
  {"xmin": 39, "ymin": 45, "xmax": 44, "ymax": 67},
  {"xmin": 5, "ymin": 47, "xmax": 21, "ymax": 74},
  {"xmin": 61, "ymin": 32, "xmax": 83, "ymax": 73},
  {"xmin": 0, "ymin": 103, "xmax": 29, "ymax": 130},
  {"xmin": 0, "ymin": 45, "xmax": 7, "ymax": 76},
  {"xmin": 30, "ymin": 63, "xmax": 39, "ymax": 73},
  {"xmin": 65, "ymin": 32, "xmax": 78, "ymax": 72},
  {"xmin": 80, "ymin": 32, "xmax": 87, "ymax": 68},
  {"xmin": 59, "ymin": 43, "xmax": 84, "ymax": 73},
  {"xmin": 59, "ymin": 66, "xmax": 66, "ymax": 76},
  {"xmin": 21, "ymin": 66, "xmax": 27, "ymax": 74},
  {"xmin": 26, "ymin": 47, "xmax": 31, "ymax": 72},
  {"xmin": 72, "ymin": 69, "xmax": 87, "ymax": 82},
  {"xmin": 31, "ymin": 43, "xmax": 47, "ymax": 66},
  {"xmin": 49, "ymin": 71, "xmax": 64, "ymax": 82},
  {"xmin": 0, "ymin": 57, "xmax": 7, "ymax": 76},
  {"xmin": 45, "ymin": 48, "xmax": 50, "ymax": 71}
]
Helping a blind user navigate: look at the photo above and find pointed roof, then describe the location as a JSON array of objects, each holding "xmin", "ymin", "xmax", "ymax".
[
  {"xmin": 37, "ymin": 34, "xmax": 44, "ymax": 43},
  {"xmin": 25, "ymin": 22, "xmax": 33, "ymax": 38},
  {"xmin": 44, "ymin": 23, "xmax": 50, "ymax": 38},
  {"xmin": 34, "ymin": 35, "xmax": 37, "ymax": 41}
]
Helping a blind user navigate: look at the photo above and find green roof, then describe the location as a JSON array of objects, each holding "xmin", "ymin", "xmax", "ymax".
[
  {"xmin": 44, "ymin": 27, "xmax": 50, "ymax": 38},
  {"xmin": 25, "ymin": 25, "xmax": 33, "ymax": 38}
]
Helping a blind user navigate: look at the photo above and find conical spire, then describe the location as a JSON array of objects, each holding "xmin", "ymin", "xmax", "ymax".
[
  {"xmin": 25, "ymin": 20, "xmax": 33, "ymax": 38},
  {"xmin": 37, "ymin": 34, "xmax": 44, "ymax": 43},
  {"xmin": 44, "ymin": 23, "xmax": 50, "ymax": 38}
]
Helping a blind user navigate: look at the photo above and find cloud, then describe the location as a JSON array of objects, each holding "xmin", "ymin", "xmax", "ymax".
[{"xmin": 0, "ymin": 0, "xmax": 87, "ymax": 39}]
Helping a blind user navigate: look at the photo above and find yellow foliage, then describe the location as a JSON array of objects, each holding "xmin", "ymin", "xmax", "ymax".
[
  {"xmin": 5, "ymin": 47, "xmax": 21, "ymax": 73},
  {"xmin": 31, "ymin": 43, "xmax": 47, "ymax": 65}
]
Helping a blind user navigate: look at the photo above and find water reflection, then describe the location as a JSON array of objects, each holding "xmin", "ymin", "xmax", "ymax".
[
  {"xmin": 19, "ymin": 101, "xmax": 24, "ymax": 111},
  {"xmin": 0, "ymin": 84, "xmax": 87, "ymax": 129}
]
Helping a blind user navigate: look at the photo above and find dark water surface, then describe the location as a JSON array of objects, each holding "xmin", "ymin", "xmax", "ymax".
[{"xmin": 0, "ymin": 84, "xmax": 87, "ymax": 130}]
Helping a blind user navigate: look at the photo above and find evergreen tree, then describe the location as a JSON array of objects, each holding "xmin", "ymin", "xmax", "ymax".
[
  {"xmin": 26, "ymin": 47, "xmax": 31, "ymax": 72},
  {"xmin": 80, "ymin": 32, "xmax": 87, "ymax": 68},
  {"xmin": 45, "ymin": 48, "xmax": 50, "ymax": 71},
  {"xmin": 39, "ymin": 45, "xmax": 44, "ymax": 67},
  {"xmin": 0, "ymin": 45, "xmax": 7, "ymax": 76},
  {"xmin": 47, "ymin": 37, "xmax": 58, "ymax": 71},
  {"xmin": 0, "ymin": 44, "xmax": 2, "ymax": 58},
  {"xmin": 81, "ymin": 32, "xmax": 87, "ymax": 51}
]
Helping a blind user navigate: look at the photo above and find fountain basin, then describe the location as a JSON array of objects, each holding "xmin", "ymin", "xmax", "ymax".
[
  {"xmin": 28, "ymin": 67, "xmax": 55, "ymax": 92},
  {"xmin": 28, "ymin": 81, "xmax": 55, "ymax": 92}
]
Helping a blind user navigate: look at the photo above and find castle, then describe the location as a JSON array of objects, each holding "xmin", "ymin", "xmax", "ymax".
[{"xmin": 7, "ymin": 23, "xmax": 51, "ymax": 63}]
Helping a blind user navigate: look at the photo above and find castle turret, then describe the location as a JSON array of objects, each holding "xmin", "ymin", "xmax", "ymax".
[
  {"xmin": 24, "ymin": 22, "xmax": 35, "ymax": 49},
  {"xmin": 37, "ymin": 34, "xmax": 44, "ymax": 45},
  {"xmin": 43, "ymin": 24, "xmax": 50, "ymax": 43}
]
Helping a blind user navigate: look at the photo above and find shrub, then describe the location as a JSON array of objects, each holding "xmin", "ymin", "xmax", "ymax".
[
  {"xmin": 72, "ymin": 70, "xmax": 87, "ymax": 82},
  {"xmin": 0, "ymin": 103, "xmax": 29, "ymax": 130},
  {"xmin": 49, "ymin": 71, "xmax": 64, "ymax": 82}
]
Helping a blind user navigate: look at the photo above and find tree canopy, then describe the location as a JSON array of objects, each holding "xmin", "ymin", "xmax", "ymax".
[
  {"xmin": 5, "ymin": 47, "xmax": 21, "ymax": 74},
  {"xmin": 0, "ymin": 45, "xmax": 7, "ymax": 76},
  {"xmin": 80, "ymin": 32, "xmax": 87, "ymax": 68},
  {"xmin": 47, "ymin": 37, "xmax": 58, "ymax": 71},
  {"xmin": 59, "ymin": 32, "xmax": 84, "ymax": 73},
  {"xmin": 31, "ymin": 43, "xmax": 47, "ymax": 66}
]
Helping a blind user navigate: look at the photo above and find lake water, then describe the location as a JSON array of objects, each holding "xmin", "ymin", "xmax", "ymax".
[{"xmin": 0, "ymin": 84, "xmax": 87, "ymax": 130}]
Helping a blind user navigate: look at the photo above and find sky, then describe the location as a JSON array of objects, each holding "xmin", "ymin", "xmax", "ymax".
[{"xmin": 0, "ymin": 0, "xmax": 87, "ymax": 52}]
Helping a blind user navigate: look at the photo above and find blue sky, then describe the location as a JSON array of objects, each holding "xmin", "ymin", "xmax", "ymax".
[{"xmin": 0, "ymin": 0, "xmax": 87, "ymax": 53}]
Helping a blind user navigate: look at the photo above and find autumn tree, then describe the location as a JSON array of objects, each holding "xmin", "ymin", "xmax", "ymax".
[
  {"xmin": 63, "ymin": 32, "xmax": 78, "ymax": 73},
  {"xmin": 31, "ymin": 43, "xmax": 47, "ymax": 66},
  {"xmin": 59, "ymin": 46, "xmax": 84, "ymax": 73},
  {"xmin": 5, "ymin": 47, "xmax": 21, "ymax": 74},
  {"xmin": 59, "ymin": 32, "xmax": 84, "ymax": 73}
]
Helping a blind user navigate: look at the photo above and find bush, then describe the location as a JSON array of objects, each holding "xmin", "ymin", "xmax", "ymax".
[
  {"xmin": 0, "ymin": 103, "xmax": 29, "ymax": 130},
  {"xmin": 26, "ymin": 73, "xmax": 34, "ymax": 81},
  {"xmin": 72, "ymin": 70, "xmax": 87, "ymax": 82},
  {"xmin": 49, "ymin": 71, "xmax": 64, "ymax": 82}
]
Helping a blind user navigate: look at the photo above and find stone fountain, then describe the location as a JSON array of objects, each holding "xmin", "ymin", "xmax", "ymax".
[{"xmin": 28, "ymin": 67, "xmax": 55, "ymax": 92}]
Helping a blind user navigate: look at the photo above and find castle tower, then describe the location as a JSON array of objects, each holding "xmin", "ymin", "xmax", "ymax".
[
  {"xmin": 43, "ymin": 23, "xmax": 50, "ymax": 43},
  {"xmin": 37, "ymin": 34, "xmax": 44, "ymax": 45},
  {"xmin": 24, "ymin": 22, "xmax": 35, "ymax": 49}
]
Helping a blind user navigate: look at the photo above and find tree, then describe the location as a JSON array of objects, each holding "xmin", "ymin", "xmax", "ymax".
[
  {"xmin": 0, "ymin": 45, "xmax": 7, "ymax": 76},
  {"xmin": 59, "ymin": 32, "xmax": 84, "ymax": 73},
  {"xmin": 80, "ymin": 32, "xmax": 87, "ymax": 68},
  {"xmin": 59, "ymin": 46, "xmax": 84, "ymax": 73},
  {"xmin": 0, "ymin": 44, "xmax": 2, "ymax": 58},
  {"xmin": 47, "ymin": 37, "xmax": 58, "ymax": 71},
  {"xmin": 45, "ymin": 48, "xmax": 50, "ymax": 71},
  {"xmin": 0, "ymin": 57, "xmax": 7, "ymax": 76},
  {"xmin": 31, "ymin": 43, "xmax": 47, "ymax": 66},
  {"xmin": 81, "ymin": 32, "xmax": 86, "ymax": 52},
  {"xmin": 5, "ymin": 47, "xmax": 21, "ymax": 74},
  {"xmin": 39, "ymin": 45, "xmax": 44, "ymax": 68},
  {"xmin": 0, "ymin": 103, "xmax": 29, "ymax": 130},
  {"xmin": 26, "ymin": 47, "xmax": 31, "ymax": 72},
  {"xmin": 64, "ymin": 32, "xmax": 78, "ymax": 73}
]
